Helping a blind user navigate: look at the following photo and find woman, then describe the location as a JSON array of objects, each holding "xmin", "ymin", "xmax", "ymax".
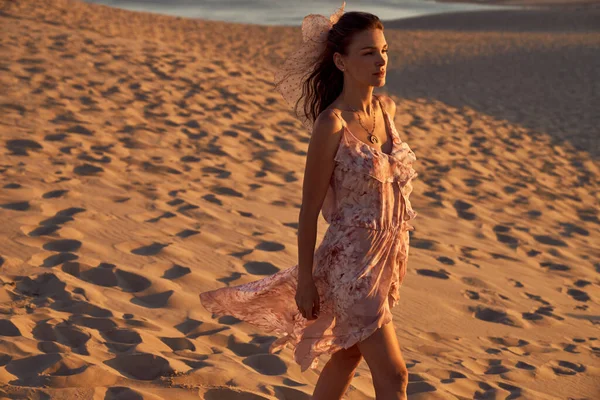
[{"xmin": 199, "ymin": 2, "xmax": 418, "ymax": 399}]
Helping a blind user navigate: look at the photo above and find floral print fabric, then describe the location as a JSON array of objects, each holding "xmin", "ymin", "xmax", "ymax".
[{"xmin": 199, "ymin": 95, "xmax": 418, "ymax": 372}]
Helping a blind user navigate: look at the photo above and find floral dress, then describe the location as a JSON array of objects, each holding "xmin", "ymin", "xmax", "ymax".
[{"xmin": 199, "ymin": 95, "xmax": 418, "ymax": 372}]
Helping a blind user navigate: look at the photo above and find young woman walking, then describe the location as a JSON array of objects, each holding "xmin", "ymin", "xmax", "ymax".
[{"xmin": 200, "ymin": 2, "xmax": 418, "ymax": 398}]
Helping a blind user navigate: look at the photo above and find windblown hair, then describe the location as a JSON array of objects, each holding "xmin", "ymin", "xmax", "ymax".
[{"xmin": 301, "ymin": 12, "xmax": 384, "ymax": 128}]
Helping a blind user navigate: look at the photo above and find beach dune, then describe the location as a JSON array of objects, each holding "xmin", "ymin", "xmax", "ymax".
[{"xmin": 0, "ymin": 0, "xmax": 599, "ymax": 398}]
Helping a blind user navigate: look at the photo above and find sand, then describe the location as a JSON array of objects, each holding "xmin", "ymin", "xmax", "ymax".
[{"xmin": 0, "ymin": 0, "xmax": 599, "ymax": 398}]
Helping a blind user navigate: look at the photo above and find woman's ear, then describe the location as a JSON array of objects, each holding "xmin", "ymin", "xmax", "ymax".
[{"xmin": 333, "ymin": 53, "xmax": 344, "ymax": 72}]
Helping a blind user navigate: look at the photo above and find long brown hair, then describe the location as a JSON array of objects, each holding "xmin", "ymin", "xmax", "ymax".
[{"xmin": 301, "ymin": 12, "xmax": 384, "ymax": 128}]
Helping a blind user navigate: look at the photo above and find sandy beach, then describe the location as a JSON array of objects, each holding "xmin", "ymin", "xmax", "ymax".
[{"xmin": 0, "ymin": 0, "xmax": 599, "ymax": 398}]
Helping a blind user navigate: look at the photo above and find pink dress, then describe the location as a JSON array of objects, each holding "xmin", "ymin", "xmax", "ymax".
[{"xmin": 199, "ymin": 95, "xmax": 418, "ymax": 372}]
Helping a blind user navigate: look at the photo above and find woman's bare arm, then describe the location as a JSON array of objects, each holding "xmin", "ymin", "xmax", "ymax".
[{"xmin": 297, "ymin": 110, "xmax": 343, "ymax": 283}]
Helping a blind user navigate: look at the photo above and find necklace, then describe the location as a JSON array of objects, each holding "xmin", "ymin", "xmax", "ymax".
[{"xmin": 343, "ymin": 97, "xmax": 379, "ymax": 144}]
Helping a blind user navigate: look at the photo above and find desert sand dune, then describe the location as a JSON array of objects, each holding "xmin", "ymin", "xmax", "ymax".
[{"xmin": 0, "ymin": 0, "xmax": 599, "ymax": 398}]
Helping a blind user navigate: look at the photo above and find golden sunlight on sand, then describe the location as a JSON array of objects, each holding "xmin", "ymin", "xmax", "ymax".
[{"xmin": 0, "ymin": 0, "xmax": 598, "ymax": 398}]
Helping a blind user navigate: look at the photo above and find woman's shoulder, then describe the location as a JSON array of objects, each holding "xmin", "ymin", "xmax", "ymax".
[
  {"xmin": 313, "ymin": 108, "xmax": 345, "ymax": 138},
  {"xmin": 317, "ymin": 105, "xmax": 344, "ymax": 126}
]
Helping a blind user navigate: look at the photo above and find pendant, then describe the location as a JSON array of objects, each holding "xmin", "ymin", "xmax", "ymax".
[{"xmin": 369, "ymin": 135, "xmax": 379, "ymax": 144}]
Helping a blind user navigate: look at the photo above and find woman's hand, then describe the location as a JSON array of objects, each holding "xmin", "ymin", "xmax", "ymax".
[{"xmin": 295, "ymin": 277, "xmax": 320, "ymax": 320}]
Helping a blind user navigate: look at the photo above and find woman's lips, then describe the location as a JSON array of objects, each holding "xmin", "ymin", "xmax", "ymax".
[{"xmin": 374, "ymin": 71, "xmax": 385, "ymax": 77}]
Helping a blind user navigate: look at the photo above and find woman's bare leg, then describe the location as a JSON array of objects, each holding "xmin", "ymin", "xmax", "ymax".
[
  {"xmin": 356, "ymin": 320, "xmax": 408, "ymax": 400},
  {"xmin": 312, "ymin": 344, "xmax": 363, "ymax": 400}
]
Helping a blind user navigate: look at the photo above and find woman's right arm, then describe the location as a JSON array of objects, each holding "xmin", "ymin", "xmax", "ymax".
[{"xmin": 297, "ymin": 110, "xmax": 343, "ymax": 284}]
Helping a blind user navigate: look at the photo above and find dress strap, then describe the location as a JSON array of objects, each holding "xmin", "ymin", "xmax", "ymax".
[
  {"xmin": 330, "ymin": 109, "xmax": 347, "ymax": 127},
  {"xmin": 375, "ymin": 94, "xmax": 393, "ymax": 136},
  {"xmin": 375, "ymin": 94, "xmax": 387, "ymax": 117}
]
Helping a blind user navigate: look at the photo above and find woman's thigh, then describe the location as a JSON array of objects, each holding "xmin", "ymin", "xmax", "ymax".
[
  {"xmin": 355, "ymin": 320, "xmax": 407, "ymax": 387},
  {"xmin": 332, "ymin": 343, "xmax": 362, "ymax": 362}
]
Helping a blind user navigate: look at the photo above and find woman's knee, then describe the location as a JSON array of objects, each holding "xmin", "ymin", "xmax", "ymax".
[{"xmin": 375, "ymin": 367, "xmax": 408, "ymax": 391}]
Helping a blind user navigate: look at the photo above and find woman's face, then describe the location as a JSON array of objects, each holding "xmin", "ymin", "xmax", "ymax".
[{"xmin": 335, "ymin": 28, "xmax": 388, "ymax": 87}]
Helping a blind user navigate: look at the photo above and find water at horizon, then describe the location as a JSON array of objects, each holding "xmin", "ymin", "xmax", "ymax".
[{"xmin": 82, "ymin": 0, "xmax": 532, "ymax": 26}]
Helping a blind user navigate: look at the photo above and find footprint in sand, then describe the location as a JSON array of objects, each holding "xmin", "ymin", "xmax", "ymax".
[
  {"xmin": 145, "ymin": 211, "xmax": 177, "ymax": 223},
  {"xmin": 102, "ymin": 328, "xmax": 143, "ymax": 353},
  {"xmin": 78, "ymin": 151, "xmax": 111, "ymax": 164},
  {"xmin": 243, "ymin": 353, "xmax": 287, "ymax": 376},
  {"xmin": 217, "ymin": 271, "xmax": 243, "ymax": 285},
  {"xmin": 405, "ymin": 374, "xmax": 437, "ymax": 396},
  {"xmin": 485, "ymin": 336, "xmax": 538, "ymax": 361},
  {"xmin": 483, "ymin": 359, "xmax": 513, "ymax": 375},
  {"xmin": 61, "ymin": 261, "xmax": 152, "ymax": 292},
  {"xmin": 42, "ymin": 189, "xmax": 69, "ymax": 199},
  {"xmin": 104, "ymin": 353, "xmax": 174, "ymax": 380},
  {"xmin": 488, "ymin": 252, "xmax": 519, "ymax": 262},
  {"xmin": 539, "ymin": 261, "xmax": 570, "ymax": 271},
  {"xmin": 130, "ymin": 241, "xmax": 170, "ymax": 256},
  {"xmin": 43, "ymin": 252, "xmax": 79, "ymax": 268},
  {"xmin": 543, "ymin": 360, "xmax": 587, "ymax": 376},
  {"xmin": 174, "ymin": 318, "xmax": 203, "ymax": 336},
  {"xmin": 522, "ymin": 305, "xmax": 565, "ymax": 322},
  {"xmin": 201, "ymin": 194, "xmax": 222, "ymax": 205},
  {"xmin": 5, "ymin": 139, "xmax": 43, "ymax": 156},
  {"xmin": 53, "ymin": 206, "xmax": 86, "ymax": 220},
  {"xmin": 1, "ymin": 200, "xmax": 30, "ymax": 211},
  {"xmin": 175, "ymin": 353, "xmax": 211, "ymax": 369},
  {"xmin": 425, "ymin": 365, "xmax": 469, "ymax": 386},
  {"xmin": 226, "ymin": 334, "xmax": 264, "ymax": 358},
  {"xmin": 167, "ymin": 198, "xmax": 185, "ymax": 207},
  {"xmin": 558, "ymin": 222, "xmax": 589, "ymax": 237},
  {"xmin": 255, "ymin": 240, "xmax": 285, "ymax": 252},
  {"xmin": 201, "ymin": 166, "xmax": 231, "ymax": 179},
  {"xmin": 565, "ymin": 281, "xmax": 591, "ymax": 302},
  {"xmin": 283, "ymin": 221, "xmax": 299, "ymax": 229},
  {"xmin": 160, "ymin": 336, "xmax": 196, "ymax": 351},
  {"xmin": 508, "ymin": 278, "xmax": 524, "ymax": 288},
  {"xmin": 436, "ymin": 256, "xmax": 455, "ymax": 265},
  {"xmin": 576, "ymin": 207, "xmax": 598, "ymax": 224},
  {"xmin": 244, "ymin": 261, "xmax": 280, "ymax": 275},
  {"xmin": 39, "ymin": 238, "xmax": 83, "ymax": 267},
  {"xmin": 162, "ymin": 264, "xmax": 191, "ymax": 280},
  {"xmin": 410, "ymin": 238, "xmax": 438, "ymax": 250},
  {"xmin": 32, "ymin": 319, "xmax": 91, "ymax": 353},
  {"xmin": 175, "ymin": 229, "xmax": 200, "ymax": 238},
  {"xmin": 14, "ymin": 272, "xmax": 112, "ymax": 318},
  {"xmin": 212, "ymin": 186, "xmax": 244, "ymax": 198},
  {"xmin": 416, "ymin": 269, "xmax": 450, "ymax": 279},
  {"xmin": 74, "ymin": 163, "xmax": 104, "ymax": 175},
  {"xmin": 497, "ymin": 382, "xmax": 523, "ymax": 397},
  {"xmin": 43, "ymin": 239, "xmax": 82, "ymax": 252},
  {"xmin": 533, "ymin": 234, "xmax": 568, "ymax": 247},
  {"xmin": 131, "ymin": 290, "xmax": 174, "ymax": 309},
  {"xmin": 178, "ymin": 202, "xmax": 201, "ymax": 211},
  {"xmin": 493, "ymin": 224, "xmax": 520, "ymax": 249},
  {"xmin": 469, "ymin": 305, "xmax": 524, "ymax": 327},
  {"xmin": 453, "ymin": 199, "xmax": 476, "ymax": 220},
  {"xmin": 4, "ymin": 353, "xmax": 74, "ymax": 386},
  {"xmin": 524, "ymin": 292, "xmax": 550, "ymax": 305}
]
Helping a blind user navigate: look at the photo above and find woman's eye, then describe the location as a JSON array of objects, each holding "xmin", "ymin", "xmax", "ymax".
[{"xmin": 366, "ymin": 50, "xmax": 388, "ymax": 55}]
